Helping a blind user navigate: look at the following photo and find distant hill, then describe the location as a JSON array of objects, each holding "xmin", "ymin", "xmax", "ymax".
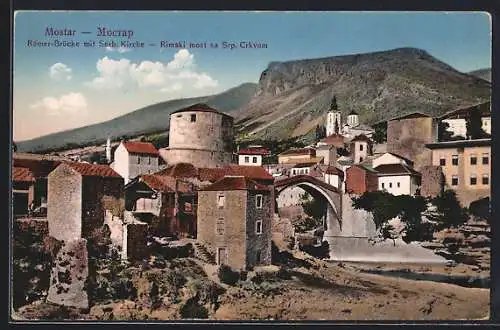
[
  {"xmin": 233, "ymin": 47, "xmax": 491, "ymax": 141},
  {"xmin": 16, "ymin": 83, "xmax": 258, "ymax": 152},
  {"xmin": 468, "ymin": 68, "xmax": 491, "ymax": 82}
]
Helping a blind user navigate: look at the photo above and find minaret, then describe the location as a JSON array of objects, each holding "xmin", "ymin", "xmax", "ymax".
[
  {"xmin": 326, "ymin": 95, "xmax": 342, "ymax": 136},
  {"xmin": 105, "ymin": 137, "xmax": 112, "ymax": 164}
]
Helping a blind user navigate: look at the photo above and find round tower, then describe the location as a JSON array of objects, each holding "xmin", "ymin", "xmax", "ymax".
[
  {"xmin": 160, "ymin": 104, "xmax": 234, "ymax": 168},
  {"xmin": 347, "ymin": 110, "xmax": 359, "ymax": 128}
]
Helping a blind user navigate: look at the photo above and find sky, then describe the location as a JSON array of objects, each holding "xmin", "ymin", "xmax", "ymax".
[{"xmin": 13, "ymin": 11, "xmax": 491, "ymax": 141}]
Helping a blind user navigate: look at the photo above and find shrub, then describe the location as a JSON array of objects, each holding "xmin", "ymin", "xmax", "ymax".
[
  {"xmin": 217, "ymin": 265, "xmax": 240, "ymax": 285},
  {"xmin": 431, "ymin": 190, "xmax": 469, "ymax": 229}
]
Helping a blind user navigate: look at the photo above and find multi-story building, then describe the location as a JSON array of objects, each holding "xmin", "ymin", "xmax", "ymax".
[
  {"xmin": 345, "ymin": 164, "xmax": 379, "ymax": 195},
  {"xmin": 277, "ymin": 148, "xmax": 317, "ymax": 164},
  {"xmin": 349, "ymin": 134, "xmax": 372, "ymax": 164},
  {"xmin": 439, "ymin": 102, "xmax": 491, "ymax": 138},
  {"xmin": 112, "ymin": 141, "xmax": 161, "ymax": 184},
  {"xmin": 197, "ymin": 176, "xmax": 273, "ymax": 270},
  {"xmin": 425, "ymin": 138, "xmax": 491, "ymax": 207},
  {"xmin": 315, "ymin": 144, "xmax": 337, "ymax": 166}
]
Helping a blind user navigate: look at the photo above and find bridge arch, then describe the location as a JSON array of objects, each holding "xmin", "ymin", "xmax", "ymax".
[{"xmin": 275, "ymin": 175, "xmax": 342, "ymax": 234}]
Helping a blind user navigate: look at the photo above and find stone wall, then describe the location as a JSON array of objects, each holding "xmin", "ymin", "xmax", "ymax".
[
  {"xmin": 47, "ymin": 238, "xmax": 89, "ymax": 309},
  {"xmin": 387, "ymin": 116, "xmax": 438, "ymax": 171},
  {"xmin": 420, "ymin": 165, "xmax": 443, "ymax": 198},
  {"xmin": 245, "ymin": 190, "xmax": 272, "ymax": 268},
  {"xmin": 124, "ymin": 223, "xmax": 149, "ymax": 261},
  {"xmin": 346, "ymin": 166, "xmax": 378, "ymax": 195},
  {"xmin": 47, "ymin": 165, "xmax": 83, "ymax": 242}
]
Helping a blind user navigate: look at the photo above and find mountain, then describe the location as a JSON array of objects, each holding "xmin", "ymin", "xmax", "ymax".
[
  {"xmin": 233, "ymin": 47, "xmax": 491, "ymax": 141},
  {"xmin": 16, "ymin": 83, "xmax": 258, "ymax": 152},
  {"xmin": 468, "ymin": 68, "xmax": 491, "ymax": 82}
]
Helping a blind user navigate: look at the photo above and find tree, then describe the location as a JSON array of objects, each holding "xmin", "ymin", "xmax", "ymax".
[
  {"xmin": 466, "ymin": 108, "xmax": 489, "ymax": 139},
  {"xmin": 438, "ymin": 121, "xmax": 454, "ymax": 141},
  {"xmin": 337, "ymin": 147, "xmax": 350, "ymax": 157},
  {"xmin": 352, "ymin": 191, "xmax": 400, "ymax": 229},
  {"xmin": 372, "ymin": 122, "xmax": 387, "ymax": 144},
  {"xmin": 430, "ymin": 190, "xmax": 469, "ymax": 230},
  {"xmin": 315, "ymin": 125, "xmax": 322, "ymax": 141}
]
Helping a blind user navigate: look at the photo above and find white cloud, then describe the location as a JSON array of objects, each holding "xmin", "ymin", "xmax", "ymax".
[
  {"xmin": 85, "ymin": 49, "xmax": 218, "ymax": 94},
  {"xmin": 105, "ymin": 46, "xmax": 132, "ymax": 54},
  {"xmin": 30, "ymin": 92, "xmax": 88, "ymax": 116},
  {"xmin": 49, "ymin": 63, "xmax": 72, "ymax": 81}
]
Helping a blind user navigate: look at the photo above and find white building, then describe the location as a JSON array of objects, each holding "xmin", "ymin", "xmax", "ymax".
[
  {"xmin": 347, "ymin": 110, "xmax": 360, "ymax": 128},
  {"xmin": 237, "ymin": 146, "xmax": 269, "ymax": 166},
  {"xmin": 326, "ymin": 96, "xmax": 342, "ymax": 137},
  {"xmin": 111, "ymin": 141, "xmax": 161, "ymax": 184},
  {"xmin": 315, "ymin": 144, "xmax": 337, "ymax": 166},
  {"xmin": 323, "ymin": 166, "xmax": 343, "ymax": 190},
  {"xmin": 349, "ymin": 134, "xmax": 372, "ymax": 164},
  {"xmin": 372, "ymin": 152, "xmax": 414, "ymax": 169},
  {"xmin": 375, "ymin": 163, "xmax": 421, "ymax": 196},
  {"xmin": 439, "ymin": 102, "xmax": 491, "ymax": 138}
]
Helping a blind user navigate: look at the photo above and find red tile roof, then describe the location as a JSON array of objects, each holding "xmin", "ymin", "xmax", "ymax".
[
  {"xmin": 320, "ymin": 134, "xmax": 345, "ymax": 145},
  {"xmin": 200, "ymin": 176, "xmax": 270, "ymax": 191},
  {"xmin": 122, "ymin": 141, "xmax": 159, "ymax": 155},
  {"xmin": 325, "ymin": 166, "xmax": 342, "ymax": 175},
  {"xmin": 157, "ymin": 163, "xmax": 199, "ymax": 178},
  {"xmin": 13, "ymin": 167, "xmax": 35, "ymax": 182},
  {"xmin": 65, "ymin": 162, "xmax": 122, "ymax": 178},
  {"xmin": 171, "ymin": 103, "xmax": 233, "ymax": 118},
  {"xmin": 279, "ymin": 148, "xmax": 315, "ymax": 156},
  {"xmin": 225, "ymin": 165, "xmax": 274, "ymax": 181},
  {"xmin": 13, "ymin": 158, "xmax": 61, "ymax": 178},
  {"xmin": 198, "ymin": 167, "xmax": 226, "ymax": 182},
  {"xmin": 374, "ymin": 163, "xmax": 421, "ymax": 177},
  {"xmin": 238, "ymin": 148, "xmax": 270, "ymax": 155},
  {"xmin": 140, "ymin": 175, "xmax": 175, "ymax": 192}
]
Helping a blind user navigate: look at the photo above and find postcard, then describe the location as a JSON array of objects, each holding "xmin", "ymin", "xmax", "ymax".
[{"xmin": 11, "ymin": 10, "xmax": 492, "ymax": 322}]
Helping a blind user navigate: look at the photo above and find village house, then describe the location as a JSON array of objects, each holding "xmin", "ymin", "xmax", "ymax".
[
  {"xmin": 47, "ymin": 162, "xmax": 126, "ymax": 243},
  {"xmin": 237, "ymin": 146, "xmax": 270, "ymax": 166},
  {"xmin": 425, "ymin": 138, "xmax": 491, "ymax": 207},
  {"xmin": 197, "ymin": 176, "xmax": 273, "ymax": 270},
  {"xmin": 111, "ymin": 141, "xmax": 161, "ymax": 184},
  {"xmin": 341, "ymin": 110, "xmax": 375, "ymax": 139},
  {"xmin": 315, "ymin": 144, "xmax": 337, "ymax": 166},
  {"xmin": 349, "ymin": 134, "xmax": 373, "ymax": 164},
  {"xmin": 317, "ymin": 134, "xmax": 345, "ymax": 149},
  {"xmin": 12, "ymin": 167, "xmax": 36, "ymax": 216},
  {"xmin": 277, "ymin": 148, "xmax": 317, "ymax": 164},
  {"xmin": 12, "ymin": 153, "xmax": 66, "ymax": 216},
  {"xmin": 439, "ymin": 102, "xmax": 491, "ymax": 138},
  {"xmin": 374, "ymin": 163, "xmax": 421, "ymax": 196},
  {"xmin": 345, "ymin": 164, "xmax": 379, "ymax": 195},
  {"xmin": 323, "ymin": 165, "xmax": 343, "ymax": 190},
  {"xmin": 124, "ymin": 163, "xmax": 275, "ymax": 238}
]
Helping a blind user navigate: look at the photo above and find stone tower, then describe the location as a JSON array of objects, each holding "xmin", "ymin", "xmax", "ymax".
[
  {"xmin": 159, "ymin": 103, "xmax": 234, "ymax": 168},
  {"xmin": 326, "ymin": 96, "xmax": 342, "ymax": 137}
]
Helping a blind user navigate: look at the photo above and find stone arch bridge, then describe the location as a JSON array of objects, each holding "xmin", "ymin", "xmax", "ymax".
[{"xmin": 274, "ymin": 175, "xmax": 342, "ymax": 236}]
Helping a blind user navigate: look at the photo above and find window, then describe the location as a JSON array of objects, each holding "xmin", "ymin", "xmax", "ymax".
[
  {"xmin": 252, "ymin": 157, "xmax": 257, "ymax": 163},
  {"xmin": 470, "ymin": 155, "xmax": 477, "ymax": 165},
  {"xmin": 397, "ymin": 182, "xmax": 401, "ymax": 188},
  {"xmin": 300, "ymin": 169, "xmax": 304, "ymax": 175},
  {"xmin": 360, "ymin": 157, "xmax": 364, "ymax": 162},
  {"xmin": 244, "ymin": 156, "xmax": 249, "ymax": 163},
  {"xmin": 381, "ymin": 183, "xmax": 385, "ymax": 189},
  {"xmin": 217, "ymin": 194, "xmax": 225, "ymax": 208},
  {"xmin": 483, "ymin": 153, "xmax": 489, "ymax": 165},
  {"xmin": 190, "ymin": 114, "xmax": 196, "ymax": 122},
  {"xmin": 255, "ymin": 220, "xmax": 263, "ymax": 234},
  {"xmin": 256, "ymin": 250, "xmax": 262, "ymax": 264},
  {"xmin": 360, "ymin": 144, "xmax": 364, "ymax": 151},
  {"xmin": 137, "ymin": 157, "xmax": 141, "ymax": 164},
  {"xmin": 439, "ymin": 157, "xmax": 446, "ymax": 166},
  {"xmin": 452, "ymin": 155, "xmax": 458, "ymax": 166},
  {"xmin": 292, "ymin": 169, "xmax": 296, "ymax": 175},
  {"xmin": 470, "ymin": 175, "xmax": 477, "ymax": 185},
  {"xmin": 216, "ymin": 218, "xmax": 225, "ymax": 235},
  {"xmin": 256, "ymin": 194, "xmax": 263, "ymax": 209},
  {"xmin": 147, "ymin": 156, "xmax": 151, "ymax": 165},
  {"xmin": 389, "ymin": 182, "xmax": 392, "ymax": 188},
  {"xmin": 451, "ymin": 175, "xmax": 459, "ymax": 186},
  {"xmin": 483, "ymin": 174, "xmax": 489, "ymax": 185}
]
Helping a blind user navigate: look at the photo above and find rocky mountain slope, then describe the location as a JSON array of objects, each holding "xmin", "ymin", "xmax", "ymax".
[
  {"xmin": 234, "ymin": 47, "xmax": 491, "ymax": 141},
  {"xmin": 468, "ymin": 68, "xmax": 491, "ymax": 82},
  {"xmin": 16, "ymin": 83, "xmax": 258, "ymax": 153}
]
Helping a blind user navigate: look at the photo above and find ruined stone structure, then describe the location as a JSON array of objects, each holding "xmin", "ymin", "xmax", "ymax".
[
  {"xmin": 160, "ymin": 104, "xmax": 234, "ymax": 168},
  {"xmin": 420, "ymin": 165, "xmax": 444, "ymax": 198},
  {"xmin": 197, "ymin": 176, "xmax": 273, "ymax": 270},
  {"xmin": 387, "ymin": 112, "xmax": 438, "ymax": 171}
]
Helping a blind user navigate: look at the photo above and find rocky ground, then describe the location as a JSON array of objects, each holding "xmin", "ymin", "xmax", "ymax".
[{"xmin": 12, "ymin": 239, "xmax": 490, "ymax": 321}]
